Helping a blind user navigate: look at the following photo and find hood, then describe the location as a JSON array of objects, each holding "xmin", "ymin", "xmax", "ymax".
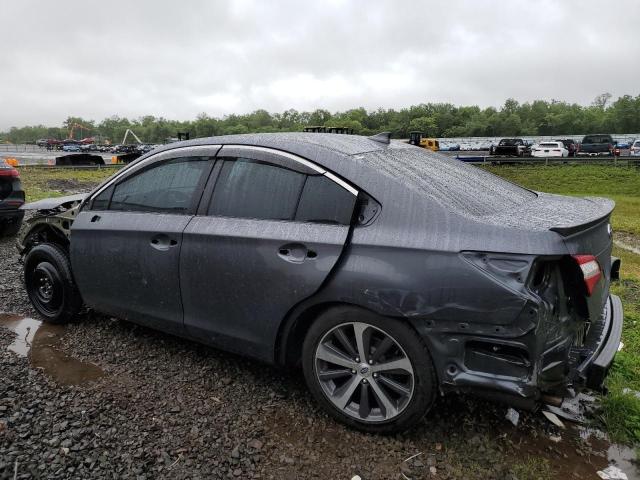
[{"xmin": 20, "ymin": 193, "xmax": 87, "ymax": 211}]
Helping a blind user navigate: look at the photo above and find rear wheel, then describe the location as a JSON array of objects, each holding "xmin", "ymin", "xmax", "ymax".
[
  {"xmin": 302, "ymin": 307, "xmax": 436, "ymax": 433},
  {"xmin": 24, "ymin": 243, "xmax": 82, "ymax": 324}
]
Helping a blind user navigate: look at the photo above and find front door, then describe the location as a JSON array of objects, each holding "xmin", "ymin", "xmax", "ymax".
[
  {"xmin": 180, "ymin": 146, "xmax": 358, "ymax": 361},
  {"xmin": 71, "ymin": 150, "xmax": 216, "ymax": 334}
]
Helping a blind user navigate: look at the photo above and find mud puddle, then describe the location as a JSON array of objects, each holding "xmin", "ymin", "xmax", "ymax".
[
  {"xmin": 509, "ymin": 422, "xmax": 639, "ymax": 479},
  {"xmin": 0, "ymin": 313, "xmax": 104, "ymax": 385}
]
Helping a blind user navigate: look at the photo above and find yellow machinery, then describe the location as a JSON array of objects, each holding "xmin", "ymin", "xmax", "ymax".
[{"xmin": 409, "ymin": 131, "xmax": 439, "ymax": 152}]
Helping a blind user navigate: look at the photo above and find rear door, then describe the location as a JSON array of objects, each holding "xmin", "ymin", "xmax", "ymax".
[
  {"xmin": 180, "ymin": 146, "xmax": 358, "ymax": 360},
  {"xmin": 71, "ymin": 147, "xmax": 218, "ymax": 335}
]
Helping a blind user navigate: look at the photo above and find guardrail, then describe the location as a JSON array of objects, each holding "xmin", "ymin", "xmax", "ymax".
[
  {"xmin": 15, "ymin": 164, "xmax": 125, "ymax": 170},
  {"xmin": 457, "ymin": 155, "xmax": 640, "ymax": 166}
]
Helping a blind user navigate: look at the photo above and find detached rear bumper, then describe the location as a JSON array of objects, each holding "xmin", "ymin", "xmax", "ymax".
[{"xmin": 577, "ymin": 294, "xmax": 623, "ymax": 390}]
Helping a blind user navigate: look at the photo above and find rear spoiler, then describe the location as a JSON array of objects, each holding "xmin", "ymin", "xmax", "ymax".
[{"xmin": 549, "ymin": 212, "xmax": 611, "ymax": 237}]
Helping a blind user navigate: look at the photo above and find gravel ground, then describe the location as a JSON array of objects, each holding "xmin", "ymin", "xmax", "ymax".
[{"xmin": 0, "ymin": 231, "xmax": 618, "ymax": 479}]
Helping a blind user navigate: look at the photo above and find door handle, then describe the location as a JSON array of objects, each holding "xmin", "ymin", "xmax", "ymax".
[
  {"xmin": 91, "ymin": 215, "xmax": 101, "ymax": 223},
  {"xmin": 150, "ymin": 234, "xmax": 178, "ymax": 251},
  {"xmin": 277, "ymin": 243, "xmax": 316, "ymax": 263}
]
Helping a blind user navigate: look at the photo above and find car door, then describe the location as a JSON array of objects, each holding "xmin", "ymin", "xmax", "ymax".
[
  {"xmin": 180, "ymin": 145, "xmax": 359, "ymax": 361},
  {"xmin": 70, "ymin": 146, "xmax": 219, "ymax": 335}
]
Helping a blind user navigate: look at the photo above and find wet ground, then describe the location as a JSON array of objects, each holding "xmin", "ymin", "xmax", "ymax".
[{"xmin": 1, "ymin": 233, "xmax": 638, "ymax": 479}]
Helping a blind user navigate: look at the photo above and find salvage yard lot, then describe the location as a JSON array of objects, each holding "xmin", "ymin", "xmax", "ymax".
[{"xmin": 2, "ymin": 162, "xmax": 640, "ymax": 479}]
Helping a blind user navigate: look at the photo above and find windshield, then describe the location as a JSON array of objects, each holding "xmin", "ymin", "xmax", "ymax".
[
  {"xmin": 582, "ymin": 135, "xmax": 611, "ymax": 144},
  {"xmin": 359, "ymin": 146, "xmax": 537, "ymax": 217}
]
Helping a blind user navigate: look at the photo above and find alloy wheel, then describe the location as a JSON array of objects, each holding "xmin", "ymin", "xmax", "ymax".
[{"xmin": 314, "ymin": 321, "xmax": 414, "ymax": 423}]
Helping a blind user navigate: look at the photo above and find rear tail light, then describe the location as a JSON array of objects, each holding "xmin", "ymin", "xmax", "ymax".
[
  {"xmin": 573, "ymin": 255, "xmax": 601, "ymax": 296},
  {"xmin": 0, "ymin": 168, "xmax": 19, "ymax": 177}
]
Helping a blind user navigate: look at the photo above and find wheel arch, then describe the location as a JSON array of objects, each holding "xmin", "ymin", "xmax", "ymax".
[
  {"xmin": 275, "ymin": 299, "xmax": 429, "ymax": 370},
  {"xmin": 20, "ymin": 222, "xmax": 69, "ymax": 255}
]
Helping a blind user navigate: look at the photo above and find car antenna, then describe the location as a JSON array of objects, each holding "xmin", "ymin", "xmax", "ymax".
[{"xmin": 368, "ymin": 132, "xmax": 391, "ymax": 145}]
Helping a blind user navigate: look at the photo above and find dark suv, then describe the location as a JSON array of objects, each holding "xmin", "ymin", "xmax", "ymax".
[
  {"xmin": 0, "ymin": 163, "xmax": 25, "ymax": 236},
  {"xmin": 18, "ymin": 133, "xmax": 623, "ymax": 433},
  {"xmin": 556, "ymin": 139, "xmax": 578, "ymax": 157}
]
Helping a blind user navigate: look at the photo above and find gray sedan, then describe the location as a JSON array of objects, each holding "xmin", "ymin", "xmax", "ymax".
[{"xmin": 18, "ymin": 132, "xmax": 623, "ymax": 433}]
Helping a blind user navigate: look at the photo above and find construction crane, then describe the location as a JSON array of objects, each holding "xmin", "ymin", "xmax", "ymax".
[
  {"xmin": 67, "ymin": 122, "xmax": 92, "ymax": 140},
  {"xmin": 121, "ymin": 129, "xmax": 143, "ymax": 145}
]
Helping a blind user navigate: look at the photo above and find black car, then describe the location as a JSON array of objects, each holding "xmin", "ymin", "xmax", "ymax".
[
  {"xmin": 0, "ymin": 163, "xmax": 25, "ymax": 236},
  {"xmin": 556, "ymin": 138, "xmax": 578, "ymax": 157},
  {"xmin": 18, "ymin": 133, "xmax": 623, "ymax": 433}
]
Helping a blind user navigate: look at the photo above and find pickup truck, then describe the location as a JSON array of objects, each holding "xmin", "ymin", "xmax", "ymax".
[
  {"xmin": 489, "ymin": 138, "xmax": 531, "ymax": 157},
  {"xmin": 578, "ymin": 134, "xmax": 614, "ymax": 156}
]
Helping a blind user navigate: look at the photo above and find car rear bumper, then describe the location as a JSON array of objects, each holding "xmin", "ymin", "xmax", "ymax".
[{"xmin": 577, "ymin": 294, "xmax": 623, "ymax": 390}]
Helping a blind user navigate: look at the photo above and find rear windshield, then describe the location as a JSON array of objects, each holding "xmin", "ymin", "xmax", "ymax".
[
  {"xmin": 582, "ymin": 135, "xmax": 612, "ymax": 144},
  {"xmin": 359, "ymin": 147, "xmax": 537, "ymax": 217},
  {"xmin": 498, "ymin": 139, "xmax": 521, "ymax": 146},
  {"xmin": 539, "ymin": 143, "xmax": 561, "ymax": 148}
]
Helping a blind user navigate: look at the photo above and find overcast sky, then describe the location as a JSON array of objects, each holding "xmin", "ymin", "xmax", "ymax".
[{"xmin": 1, "ymin": 0, "xmax": 638, "ymax": 130}]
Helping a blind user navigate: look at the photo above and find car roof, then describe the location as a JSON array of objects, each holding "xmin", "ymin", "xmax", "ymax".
[{"xmin": 150, "ymin": 132, "xmax": 394, "ymax": 158}]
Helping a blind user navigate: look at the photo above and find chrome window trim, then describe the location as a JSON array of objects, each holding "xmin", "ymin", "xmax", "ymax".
[
  {"xmin": 222, "ymin": 144, "xmax": 358, "ymax": 196},
  {"xmin": 88, "ymin": 145, "xmax": 221, "ymax": 202}
]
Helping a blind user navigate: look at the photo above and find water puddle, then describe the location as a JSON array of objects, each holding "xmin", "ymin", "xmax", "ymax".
[{"xmin": 0, "ymin": 313, "xmax": 104, "ymax": 386}]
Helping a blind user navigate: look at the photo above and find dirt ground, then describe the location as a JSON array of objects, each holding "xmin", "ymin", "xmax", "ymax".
[{"xmin": 0, "ymin": 232, "xmax": 636, "ymax": 479}]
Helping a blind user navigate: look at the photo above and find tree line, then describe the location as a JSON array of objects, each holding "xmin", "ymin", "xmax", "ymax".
[{"xmin": 2, "ymin": 93, "xmax": 639, "ymax": 145}]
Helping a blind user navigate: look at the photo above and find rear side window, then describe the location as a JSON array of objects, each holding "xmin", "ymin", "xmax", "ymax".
[
  {"xmin": 110, "ymin": 157, "xmax": 209, "ymax": 213},
  {"xmin": 209, "ymin": 158, "xmax": 306, "ymax": 220},
  {"xmin": 208, "ymin": 157, "xmax": 356, "ymax": 225},
  {"xmin": 295, "ymin": 175, "xmax": 356, "ymax": 224}
]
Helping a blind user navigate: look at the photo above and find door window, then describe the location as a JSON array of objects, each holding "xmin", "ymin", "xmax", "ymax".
[
  {"xmin": 208, "ymin": 158, "xmax": 306, "ymax": 220},
  {"xmin": 109, "ymin": 157, "xmax": 209, "ymax": 213},
  {"xmin": 208, "ymin": 157, "xmax": 356, "ymax": 225}
]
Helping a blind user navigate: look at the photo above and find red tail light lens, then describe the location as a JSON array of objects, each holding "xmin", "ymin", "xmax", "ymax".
[
  {"xmin": 0, "ymin": 167, "xmax": 19, "ymax": 177},
  {"xmin": 573, "ymin": 255, "xmax": 601, "ymax": 296}
]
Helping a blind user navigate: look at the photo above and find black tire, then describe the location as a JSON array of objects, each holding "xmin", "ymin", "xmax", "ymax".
[
  {"xmin": 302, "ymin": 306, "xmax": 436, "ymax": 434},
  {"xmin": 24, "ymin": 243, "xmax": 82, "ymax": 324}
]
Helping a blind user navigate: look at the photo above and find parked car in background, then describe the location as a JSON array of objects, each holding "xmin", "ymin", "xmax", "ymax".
[
  {"xmin": 578, "ymin": 134, "xmax": 615, "ymax": 156},
  {"xmin": 556, "ymin": 139, "xmax": 578, "ymax": 157},
  {"xmin": 18, "ymin": 133, "xmax": 623, "ymax": 433},
  {"xmin": 630, "ymin": 140, "xmax": 640, "ymax": 157},
  {"xmin": 490, "ymin": 138, "xmax": 530, "ymax": 156},
  {"xmin": 615, "ymin": 139, "xmax": 632, "ymax": 149},
  {"xmin": 0, "ymin": 162, "xmax": 25, "ymax": 236},
  {"xmin": 531, "ymin": 141, "xmax": 569, "ymax": 157},
  {"xmin": 62, "ymin": 144, "xmax": 81, "ymax": 152}
]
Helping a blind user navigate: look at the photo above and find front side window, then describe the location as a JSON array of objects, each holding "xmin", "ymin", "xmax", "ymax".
[{"xmin": 109, "ymin": 157, "xmax": 209, "ymax": 213}]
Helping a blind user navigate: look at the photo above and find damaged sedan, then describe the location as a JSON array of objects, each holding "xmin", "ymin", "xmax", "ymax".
[{"xmin": 18, "ymin": 132, "xmax": 623, "ymax": 433}]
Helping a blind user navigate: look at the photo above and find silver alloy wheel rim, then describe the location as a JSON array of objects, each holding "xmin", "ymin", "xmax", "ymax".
[{"xmin": 314, "ymin": 322, "xmax": 414, "ymax": 423}]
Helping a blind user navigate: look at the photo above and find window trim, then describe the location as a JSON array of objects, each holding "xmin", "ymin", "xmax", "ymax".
[
  {"xmin": 217, "ymin": 145, "xmax": 358, "ymax": 196},
  {"xmin": 85, "ymin": 145, "xmax": 221, "ymax": 209},
  {"xmin": 202, "ymin": 146, "xmax": 360, "ymax": 224}
]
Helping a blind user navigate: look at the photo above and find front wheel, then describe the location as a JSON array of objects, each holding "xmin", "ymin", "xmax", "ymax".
[
  {"xmin": 302, "ymin": 307, "xmax": 436, "ymax": 434},
  {"xmin": 24, "ymin": 243, "xmax": 82, "ymax": 324}
]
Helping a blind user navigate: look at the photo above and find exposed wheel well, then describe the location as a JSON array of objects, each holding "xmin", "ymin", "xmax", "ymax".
[{"xmin": 23, "ymin": 224, "xmax": 69, "ymax": 255}]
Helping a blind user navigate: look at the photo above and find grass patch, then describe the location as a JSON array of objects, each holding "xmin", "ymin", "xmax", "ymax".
[
  {"xmin": 509, "ymin": 457, "xmax": 554, "ymax": 480},
  {"xmin": 484, "ymin": 164, "xmax": 640, "ymax": 237},
  {"xmin": 18, "ymin": 166, "xmax": 118, "ymax": 202}
]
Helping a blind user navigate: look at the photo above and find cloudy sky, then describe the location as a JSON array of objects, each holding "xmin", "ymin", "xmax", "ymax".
[{"xmin": 1, "ymin": 0, "xmax": 638, "ymax": 130}]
